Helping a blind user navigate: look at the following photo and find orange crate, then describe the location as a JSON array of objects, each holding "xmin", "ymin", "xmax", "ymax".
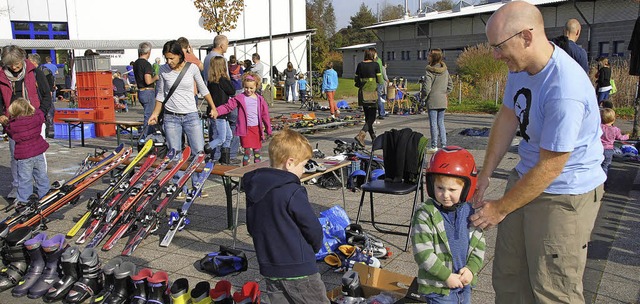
[
  {"xmin": 77, "ymin": 87, "xmax": 113, "ymax": 98},
  {"xmin": 95, "ymin": 124, "xmax": 116, "ymax": 137},
  {"xmin": 94, "ymin": 107, "xmax": 115, "ymax": 121},
  {"xmin": 53, "ymin": 108, "xmax": 95, "ymax": 123},
  {"xmin": 76, "ymin": 71, "xmax": 112, "ymax": 89},
  {"xmin": 78, "ymin": 97, "xmax": 113, "ymax": 108}
]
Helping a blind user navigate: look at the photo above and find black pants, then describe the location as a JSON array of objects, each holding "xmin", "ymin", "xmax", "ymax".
[{"xmin": 361, "ymin": 105, "xmax": 377, "ymax": 136}]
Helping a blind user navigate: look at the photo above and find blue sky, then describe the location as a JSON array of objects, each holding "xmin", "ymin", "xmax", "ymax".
[{"xmin": 332, "ymin": 0, "xmax": 420, "ymax": 29}]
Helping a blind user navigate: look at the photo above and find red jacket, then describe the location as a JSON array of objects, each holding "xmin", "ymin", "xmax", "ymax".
[
  {"xmin": 216, "ymin": 93, "xmax": 272, "ymax": 140},
  {"xmin": 5, "ymin": 110, "xmax": 49, "ymax": 160},
  {"xmin": 0, "ymin": 60, "xmax": 41, "ymax": 117}
]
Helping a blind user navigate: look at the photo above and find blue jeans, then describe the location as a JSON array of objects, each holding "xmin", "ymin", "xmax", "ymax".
[
  {"xmin": 602, "ymin": 149, "xmax": 614, "ymax": 176},
  {"xmin": 163, "ymin": 112, "xmax": 205, "ymax": 188},
  {"xmin": 138, "ymin": 89, "xmax": 156, "ymax": 136},
  {"xmin": 285, "ymin": 83, "xmax": 297, "ymax": 101},
  {"xmin": 228, "ymin": 108, "xmax": 240, "ymax": 158},
  {"xmin": 16, "ymin": 154, "xmax": 50, "ymax": 202},
  {"xmin": 423, "ymin": 286, "xmax": 471, "ymax": 304},
  {"xmin": 377, "ymin": 84, "xmax": 386, "ymax": 116},
  {"xmin": 597, "ymin": 90, "xmax": 610, "ymax": 104},
  {"xmin": 428, "ymin": 109, "xmax": 447, "ymax": 148},
  {"xmin": 207, "ymin": 118, "xmax": 232, "ymax": 149}
]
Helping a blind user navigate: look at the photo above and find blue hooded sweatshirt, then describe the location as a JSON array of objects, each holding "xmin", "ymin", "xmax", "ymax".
[{"xmin": 242, "ymin": 167, "xmax": 324, "ymax": 278}]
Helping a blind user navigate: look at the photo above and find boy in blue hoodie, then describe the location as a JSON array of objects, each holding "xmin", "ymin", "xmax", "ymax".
[{"xmin": 242, "ymin": 129, "xmax": 330, "ymax": 304}]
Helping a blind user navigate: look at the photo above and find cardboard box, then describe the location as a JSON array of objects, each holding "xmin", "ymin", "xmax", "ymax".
[{"xmin": 327, "ymin": 263, "xmax": 423, "ymax": 303}]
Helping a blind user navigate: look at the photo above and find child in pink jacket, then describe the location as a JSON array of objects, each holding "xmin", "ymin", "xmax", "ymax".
[{"xmin": 600, "ymin": 108, "xmax": 629, "ymax": 175}]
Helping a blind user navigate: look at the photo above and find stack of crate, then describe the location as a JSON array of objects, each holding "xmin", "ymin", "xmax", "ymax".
[{"xmin": 75, "ymin": 56, "xmax": 116, "ymax": 137}]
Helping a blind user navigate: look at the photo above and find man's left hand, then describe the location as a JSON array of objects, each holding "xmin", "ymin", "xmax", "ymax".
[
  {"xmin": 470, "ymin": 199, "xmax": 507, "ymax": 230},
  {"xmin": 210, "ymin": 109, "xmax": 218, "ymax": 119}
]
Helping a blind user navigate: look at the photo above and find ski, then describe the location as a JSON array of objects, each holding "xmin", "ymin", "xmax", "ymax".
[
  {"xmin": 9, "ymin": 146, "xmax": 132, "ymax": 232},
  {"xmin": 121, "ymin": 151, "xmax": 205, "ymax": 256},
  {"xmin": 102, "ymin": 147, "xmax": 191, "ymax": 251},
  {"xmin": 85, "ymin": 149, "xmax": 176, "ymax": 248},
  {"xmin": 74, "ymin": 154, "xmax": 158, "ymax": 244},
  {"xmin": 159, "ymin": 161, "xmax": 214, "ymax": 247},
  {"xmin": 67, "ymin": 140, "xmax": 154, "ymax": 237}
]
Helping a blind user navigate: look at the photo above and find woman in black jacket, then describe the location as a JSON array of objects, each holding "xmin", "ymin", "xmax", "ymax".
[
  {"xmin": 205, "ymin": 56, "xmax": 236, "ymax": 164},
  {"xmin": 354, "ymin": 48, "xmax": 382, "ymax": 147},
  {"xmin": 595, "ymin": 57, "xmax": 612, "ymax": 105}
]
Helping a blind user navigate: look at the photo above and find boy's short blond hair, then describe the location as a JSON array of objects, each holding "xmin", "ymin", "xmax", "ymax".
[
  {"xmin": 8, "ymin": 98, "xmax": 35, "ymax": 118},
  {"xmin": 600, "ymin": 108, "xmax": 616, "ymax": 124},
  {"xmin": 269, "ymin": 129, "xmax": 313, "ymax": 168},
  {"xmin": 434, "ymin": 174, "xmax": 465, "ymax": 187}
]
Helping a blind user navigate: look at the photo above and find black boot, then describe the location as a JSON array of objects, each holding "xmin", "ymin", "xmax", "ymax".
[
  {"xmin": 65, "ymin": 248, "xmax": 103, "ymax": 303},
  {"xmin": 130, "ymin": 268, "xmax": 153, "ymax": 304},
  {"xmin": 43, "ymin": 246, "xmax": 81, "ymax": 303},
  {"xmin": 220, "ymin": 147, "xmax": 231, "ymax": 164},
  {"xmin": 11, "ymin": 232, "xmax": 47, "ymax": 297},
  {"xmin": 190, "ymin": 281, "xmax": 211, "ymax": 304},
  {"xmin": 147, "ymin": 271, "xmax": 169, "ymax": 304},
  {"xmin": 169, "ymin": 277, "xmax": 190, "ymax": 304},
  {"xmin": 204, "ymin": 144, "xmax": 216, "ymax": 161},
  {"xmin": 104, "ymin": 261, "xmax": 135, "ymax": 304},
  {"xmin": 92, "ymin": 257, "xmax": 122, "ymax": 304},
  {"xmin": 28, "ymin": 234, "xmax": 66, "ymax": 299},
  {"xmin": 0, "ymin": 227, "xmax": 33, "ymax": 292}
]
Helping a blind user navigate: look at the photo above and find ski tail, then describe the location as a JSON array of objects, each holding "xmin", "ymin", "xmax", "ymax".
[{"xmin": 67, "ymin": 211, "xmax": 91, "ymax": 237}]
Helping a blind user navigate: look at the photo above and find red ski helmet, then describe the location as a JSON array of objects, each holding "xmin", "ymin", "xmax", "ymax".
[{"xmin": 425, "ymin": 146, "xmax": 478, "ymax": 202}]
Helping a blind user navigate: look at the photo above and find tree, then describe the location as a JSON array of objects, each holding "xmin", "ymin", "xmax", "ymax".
[
  {"xmin": 307, "ymin": 0, "xmax": 336, "ymax": 71},
  {"xmin": 193, "ymin": 0, "xmax": 244, "ymax": 34},
  {"xmin": 379, "ymin": 3, "xmax": 404, "ymax": 21},
  {"xmin": 433, "ymin": 0, "xmax": 454, "ymax": 11}
]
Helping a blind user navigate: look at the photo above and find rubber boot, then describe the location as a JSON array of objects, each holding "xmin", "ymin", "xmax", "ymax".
[
  {"xmin": 232, "ymin": 281, "xmax": 261, "ymax": 304},
  {"xmin": 354, "ymin": 131, "xmax": 366, "ymax": 147},
  {"xmin": 220, "ymin": 147, "xmax": 231, "ymax": 165},
  {"xmin": 28, "ymin": 234, "xmax": 66, "ymax": 298},
  {"xmin": 147, "ymin": 271, "xmax": 169, "ymax": 304},
  {"xmin": 92, "ymin": 257, "xmax": 122, "ymax": 304},
  {"xmin": 210, "ymin": 280, "xmax": 232, "ymax": 304},
  {"xmin": 11, "ymin": 232, "xmax": 47, "ymax": 297},
  {"xmin": 43, "ymin": 246, "xmax": 80, "ymax": 303},
  {"xmin": 0, "ymin": 227, "xmax": 33, "ymax": 292},
  {"xmin": 170, "ymin": 277, "xmax": 190, "ymax": 304},
  {"xmin": 65, "ymin": 248, "xmax": 103, "ymax": 303},
  {"xmin": 190, "ymin": 281, "xmax": 211, "ymax": 304},
  {"xmin": 104, "ymin": 261, "xmax": 136, "ymax": 304},
  {"xmin": 130, "ymin": 268, "xmax": 153, "ymax": 304}
]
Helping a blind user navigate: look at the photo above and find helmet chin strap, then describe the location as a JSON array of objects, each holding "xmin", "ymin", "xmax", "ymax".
[{"xmin": 433, "ymin": 199, "xmax": 462, "ymax": 211}]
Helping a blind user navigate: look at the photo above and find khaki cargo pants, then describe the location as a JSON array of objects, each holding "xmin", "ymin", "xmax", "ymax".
[{"xmin": 493, "ymin": 169, "xmax": 604, "ymax": 304}]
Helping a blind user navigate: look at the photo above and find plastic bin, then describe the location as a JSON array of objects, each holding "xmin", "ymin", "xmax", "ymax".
[
  {"xmin": 77, "ymin": 87, "xmax": 113, "ymax": 98},
  {"xmin": 53, "ymin": 108, "xmax": 95, "ymax": 123},
  {"xmin": 53, "ymin": 123, "xmax": 96, "ymax": 140},
  {"xmin": 94, "ymin": 106, "xmax": 116, "ymax": 121},
  {"xmin": 76, "ymin": 71, "xmax": 112, "ymax": 89},
  {"xmin": 75, "ymin": 56, "xmax": 111, "ymax": 72},
  {"xmin": 95, "ymin": 123, "xmax": 116, "ymax": 137},
  {"xmin": 78, "ymin": 97, "xmax": 113, "ymax": 108}
]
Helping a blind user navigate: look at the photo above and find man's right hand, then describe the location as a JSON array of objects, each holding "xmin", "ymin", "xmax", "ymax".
[{"xmin": 148, "ymin": 115, "xmax": 158, "ymax": 126}]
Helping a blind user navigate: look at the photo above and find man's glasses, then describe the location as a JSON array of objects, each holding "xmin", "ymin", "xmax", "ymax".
[{"xmin": 492, "ymin": 28, "xmax": 533, "ymax": 51}]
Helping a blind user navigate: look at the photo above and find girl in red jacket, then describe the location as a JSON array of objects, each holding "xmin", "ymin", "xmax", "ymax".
[
  {"xmin": 216, "ymin": 72, "xmax": 272, "ymax": 166},
  {"xmin": 5, "ymin": 98, "xmax": 50, "ymax": 204}
]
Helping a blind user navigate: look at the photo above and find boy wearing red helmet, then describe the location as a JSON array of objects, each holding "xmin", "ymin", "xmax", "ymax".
[{"xmin": 411, "ymin": 146, "xmax": 486, "ymax": 303}]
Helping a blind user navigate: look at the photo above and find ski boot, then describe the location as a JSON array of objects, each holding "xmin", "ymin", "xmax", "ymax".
[
  {"xmin": 130, "ymin": 268, "xmax": 153, "ymax": 304},
  {"xmin": 104, "ymin": 261, "xmax": 136, "ymax": 304},
  {"xmin": 170, "ymin": 277, "xmax": 190, "ymax": 304},
  {"xmin": 147, "ymin": 271, "xmax": 169, "ymax": 304},
  {"xmin": 190, "ymin": 281, "xmax": 211, "ymax": 304},
  {"xmin": 28, "ymin": 234, "xmax": 66, "ymax": 298},
  {"xmin": 11, "ymin": 232, "xmax": 47, "ymax": 297},
  {"xmin": 232, "ymin": 281, "xmax": 261, "ymax": 304},
  {"xmin": 65, "ymin": 248, "xmax": 103, "ymax": 303},
  {"xmin": 0, "ymin": 227, "xmax": 33, "ymax": 292},
  {"xmin": 43, "ymin": 246, "xmax": 81, "ymax": 303},
  {"xmin": 210, "ymin": 280, "xmax": 232, "ymax": 304},
  {"xmin": 92, "ymin": 257, "xmax": 122, "ymax": 304}
]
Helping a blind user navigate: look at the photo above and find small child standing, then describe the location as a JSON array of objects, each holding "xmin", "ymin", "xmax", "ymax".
[
  {"xmin": 298, "ymin": 73, "xmax": 307, "ymax": 105},
  {"xmin": 205, "ymin": 56, "xmax": 236, "ymax": 164},
  {"xmin": 600, "ymin": 108, "xmax": 629, "ymax": 175},
  {"xmin": 411, "ymin": 146, "xmax": 485, "ymax": 303},
  {"xmin": 242, "ymin": 129, "xmax": 329, "ymax": 304},
  {"xmin": 4, "ymin": 98, "xmax": 50, "ymax": 204},
  {"xmin": 216, "ymin": 72, "xmax": 272, "ymax": 166}
]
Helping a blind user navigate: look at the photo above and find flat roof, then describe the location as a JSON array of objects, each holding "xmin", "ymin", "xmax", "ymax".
[
  {"xmin": 336, "ymin": 43, "xmax": 377, "ymax": 51},
  {"xmin": 0, "ymin": 39, "xmax": 213, "ymax": 50},
  {"xmin": 198, "ymin": 29, "xmax": 316, "ymax": 50}
]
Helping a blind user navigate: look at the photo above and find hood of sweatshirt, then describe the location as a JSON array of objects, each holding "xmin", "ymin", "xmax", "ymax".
[
  {"xmin": 242, "ymin": 167, "xmax": 301, "ymax": 204},
  {"xmin": 426, "ymin": 62, "xmax": 447, "ymax": 74}
]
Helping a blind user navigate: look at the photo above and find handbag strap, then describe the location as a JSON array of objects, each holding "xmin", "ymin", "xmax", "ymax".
[{"xmin": 163, "ymin": 62, "xmax": 192, "ymax": 103}]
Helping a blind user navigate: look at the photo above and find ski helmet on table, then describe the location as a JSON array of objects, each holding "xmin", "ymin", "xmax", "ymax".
[{"xmin": 426, "ymin": 146, "xmax": 478, "ymax": 202}]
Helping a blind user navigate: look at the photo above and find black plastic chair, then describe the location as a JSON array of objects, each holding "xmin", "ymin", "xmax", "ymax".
[{"xmin": 354, "ymin": 129, "xmax": 427, "ymax": 251}]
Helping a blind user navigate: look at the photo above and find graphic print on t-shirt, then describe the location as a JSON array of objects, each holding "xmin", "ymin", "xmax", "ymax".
[{"xmin": 513, "ymin": 87, "xmax": 532, "ymax": 142}]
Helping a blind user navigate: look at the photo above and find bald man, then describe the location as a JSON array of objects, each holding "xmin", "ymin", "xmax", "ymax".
[
  {"xmin": 469, "ymin": 2, "xmax": 605, "ymax": 303},
  {"xmin": 563, "ymin": 18, "xmax": 589, "ymax": 73}
]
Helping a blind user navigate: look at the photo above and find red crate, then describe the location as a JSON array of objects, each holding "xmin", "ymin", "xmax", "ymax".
[
  {"xmin": 53, "ymin": 108, "xmax": 95, "ymax": 123},
  {"xmin": 77, "ymin": 87, "xmax": 113, "ymax": 98},
  {"xmin": 76, "ymin": 71, "xmax": 112, "ymax": 89},
  {"xmin": 78, "ymin": 96, "xmax": 113, "ymax": 108},
  {"xmin": 95, "ymin": 123, "xmax": 116, "ymax": 137},
  {"xmin": 94, "ymin": 106, "xmax": 115, "ymax": 121}
]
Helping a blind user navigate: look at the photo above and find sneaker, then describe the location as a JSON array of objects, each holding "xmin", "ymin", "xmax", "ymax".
[
  {"xmin": 377, "ymin": 115, "xmax": 385, "ymax": 120},
  {"xmin": 308, "ymin": 159, "xmax": 326, "ymax": 172},
  {"xmin": 336, "ymin": 109, "xmax": 341, "ymax": 115},
  {"xmin": 426, "ymin": 147, "xmax": 438, "ymax": 154},
  {"xmin": 7, "ymin": 187, "xmax": 17, "ymax": 199},
  {"xmin": 304, "ymin": 161, "xmax": 317, "ymax": 173}
]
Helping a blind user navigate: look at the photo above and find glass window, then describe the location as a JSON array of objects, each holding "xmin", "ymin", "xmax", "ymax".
[
  {"xmin": 599, "ymin": 42, "xmax": 610, "ymax": 57},
  {"xmin": 613, "ymin": 40, "xmax": 625, "ymax": 57},
  {"xmin": 417, "ymin": 51, "xmax": 422, "ymax": 60},
  {"xmin": 406, "ymin": 51, "xmax": 410, "ymax": 60},
  {"xmin": 12, "ymin": 22, "xmax": 30, "ymax": 31},
  {"xmin": 35, "ymin": 34, "xmax": 50, "ymax": 39},
  {"xmin": 423, "ymin": 50, "xmax": 429, "ymax": 60},
  {"xmin": 15, "ymin": 34, "xmax": 30, "ymax": 39},
  {"xmin": 33, "ymin": 23, "xmax": 49, "ymax": 31},
  {"xmin": 391, "ymin": 51, "xmax": 395, "ymax": 60},
  {"xmin": 51, "ymin": 23, "xmax": 68, "ymax": 31},
  {"xmin": 53, "ymin": 34, "xmax": 69, "ymax": 40},
  {"xmin": 401, "ymin": 51, "xmax": 405, "ymax": 60}
]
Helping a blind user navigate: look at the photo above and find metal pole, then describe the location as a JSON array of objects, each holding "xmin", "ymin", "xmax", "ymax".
[
  {"xmin": 495, "ymin": 79, "xmax": 499, "ymax": 106},
  {"xmin": 458, "ymin": 75, "xmax": 462, "ymax": 104},
  {"xmin": 269, "ymin": 0, "xmax": 273, "ymax": 86}
]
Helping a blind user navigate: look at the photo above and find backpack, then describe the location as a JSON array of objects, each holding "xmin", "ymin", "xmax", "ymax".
[{"xmin": 38, "ymin": 66, "xmax": 55, "ymax": 91}]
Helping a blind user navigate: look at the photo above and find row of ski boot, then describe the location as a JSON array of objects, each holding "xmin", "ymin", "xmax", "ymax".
[{"xmin": 171, "ymin": 279, "xmax": 261, "ymax": 304}]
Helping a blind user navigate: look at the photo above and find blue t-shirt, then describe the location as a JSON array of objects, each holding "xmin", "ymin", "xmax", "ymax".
[
  {"xmin": 503, "ymin": 43, "xmax": 606, "ymax": 194},
  {"xmin": 298, "ymin": 79, "xmax": 307, "ymax": 91},
  {"xmin": 43, "ymin": 63, "xmax": 58, "ymax": 75}
]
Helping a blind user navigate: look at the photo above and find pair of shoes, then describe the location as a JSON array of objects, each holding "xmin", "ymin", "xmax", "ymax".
[
  {"xmin": 376, "ymin": 115, "xmax": 385, "ymax": 120},
  {"xmin": 232, "ymin": 281, "xmax": 260, "ymax": 304},
  {"xmin": 130, "ymin": 268, "xmax": 170, "ymax": 304},
  {"xmin": 210, "ymin": 280, "xmax": 232, "ymax": 303},
  {"xmin": 426, "ymin": 147, "xmax": 438, "ymax": 154},
  {"xmin": 7, "ymin": 187, "xmax": 17, "ymax": 199}
]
